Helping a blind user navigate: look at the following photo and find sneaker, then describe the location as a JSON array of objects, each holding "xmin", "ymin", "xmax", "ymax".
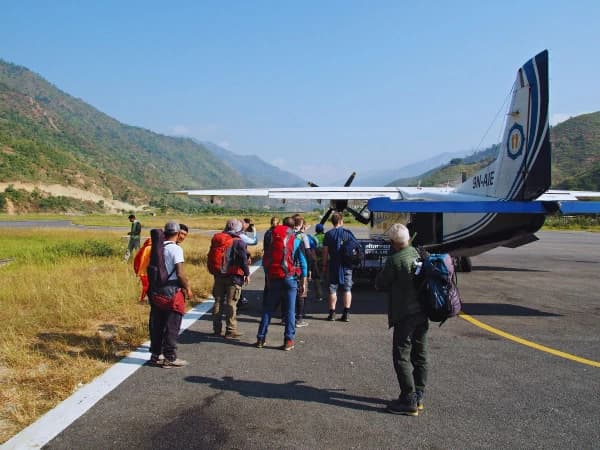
[
  {"xmin": 162, "ymin": 358, "xmax": 188, "ymax": 369},
  {"xmin": 255, "ymin": 339, "xmax": 265, "ymax": 348},
  {"xmin": 295, "ymin": 320, "xmax": 309, "ymax": 328},
  {"xmin": 416, "ymin": 390, "xmax": 425, "ymax": 411},
  {"xmin": 149, "ymin": 354, "xmax": 164, "ymax": 366},
  {"xmin": 340, "ymin": 314, "xmax": 349, "ymax": 322},
  {"xmin": 386, "ymin": 394, "xmax": 418, "ymax": 416},
  {"xmin": 281, "ymin": 339, "xmax": 295, "ymax": 351},
  {"xmin": 327, "ymin": 312, "xmax": 336, "ymax": 321},
  {"xmin": 224, "ymin": 331, "xmax": 243, "ymax": 339}
]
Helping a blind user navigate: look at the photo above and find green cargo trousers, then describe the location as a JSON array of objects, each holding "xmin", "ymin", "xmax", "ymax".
[{"xmin": 392, "ymin": 312, "xmax": 429, "ymax": 397}]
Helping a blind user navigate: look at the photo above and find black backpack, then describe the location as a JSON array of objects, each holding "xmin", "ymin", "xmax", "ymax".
[
  {"xmin": 147, "ymin": 228, "xmax": 175, "ymax": 292},
  {"xmin": 340, "ymin": 230, "xmax": 363, "ymax": 267}
]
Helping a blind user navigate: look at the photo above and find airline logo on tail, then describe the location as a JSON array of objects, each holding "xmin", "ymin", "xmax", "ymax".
[{"xmin": 507, "ymin": 123, "xmax": 524, "ymax": 159}]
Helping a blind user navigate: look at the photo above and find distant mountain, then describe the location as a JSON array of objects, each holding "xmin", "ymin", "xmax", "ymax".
[
  {"xmin": 387, "ymin": 112, "xmax": 600, "ymax": 191},
  {"xmin": 199, "ymin": 141, "xmax": 306, "ymax": 187},
  {"xmin": 0, "ymin": 59, "xmax": 303, "ymax": 213},
  {"xmin": 387, "ymin": 145, "xmax": 498, "ymax": 186},
  {"xmin": 349, "ymin": 151, "xmax": 469, "ymax": 186}
]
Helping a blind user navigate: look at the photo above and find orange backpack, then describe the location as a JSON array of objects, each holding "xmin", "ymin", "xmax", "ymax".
[{"xmin": 207, "ymin": 232, "xmax": 241, "ymax": 276}]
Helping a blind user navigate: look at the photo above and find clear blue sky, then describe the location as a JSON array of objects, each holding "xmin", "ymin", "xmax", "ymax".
[{"xmin": 1, "ymin": 1, "xmax": 599, "ymax": 184}]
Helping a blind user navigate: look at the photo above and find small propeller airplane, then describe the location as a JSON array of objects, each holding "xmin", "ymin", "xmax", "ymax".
[{"xmin": 173, "ymin": 50, "xmax": 600, "ymax": 271}]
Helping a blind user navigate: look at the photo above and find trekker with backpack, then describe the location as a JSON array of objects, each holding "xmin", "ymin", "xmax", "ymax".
[
  {"xmin": 255, "ymin": 217, "xmax": 307, "ymax": 351},
  {"xmin": 375, "ymin": 223, "xmax": 428, "ymax": 416},
  {"xmin": 321, "ymin": 212, "xmax": 360, "ymax": 322},
  {"xmin": 148, "ymin": 221, "xmax": 193, "ymax": 368},
  {"xmin": 208, "ymin": 219, "xmax": 250, "ymax": 339}
]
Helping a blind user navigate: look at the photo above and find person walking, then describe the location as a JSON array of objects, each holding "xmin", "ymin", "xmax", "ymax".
[
  {"xmin": 256, "ymin": 217, "xmax": 307, "ymax": 351},
  {"xmin": 125, "ymin": 214, "xmax": 142, "ymax": 261},
  {"xmin": 321, "ymin": 212, "xmax": 358, "ymax": 322},
  {"xmin": 375, "ymin": 223, "xmax": 428, "ymax": 415},
  {"xmin": 148, "ymin": 221, "xmax": 193, "ymax": 368},
  {"xmin": 210, "ymin": 219, "xmax": 250, "ymax": 339}
]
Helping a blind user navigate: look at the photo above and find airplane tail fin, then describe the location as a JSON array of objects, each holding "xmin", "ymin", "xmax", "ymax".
[{"xmin": 456, "ymin": 50, "xmax": 550, "ymax": 200}]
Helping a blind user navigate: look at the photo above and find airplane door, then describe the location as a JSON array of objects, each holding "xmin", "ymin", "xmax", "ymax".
[{"xmin": 410, "ymin": 213, "xmax": 442, "ymax": 246}]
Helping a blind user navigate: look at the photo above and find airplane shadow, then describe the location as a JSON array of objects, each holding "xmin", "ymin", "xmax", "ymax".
[
  {"xmin": 184, "ymin": 375, "xmax": 386, "ymax": 413},
  {"xmin": 462, "ymin": 303, "xmax": 561, "ymax": 316},
  {"xmin": 471, "ymin": 265, "xmax": 548, "ymax": 273}
]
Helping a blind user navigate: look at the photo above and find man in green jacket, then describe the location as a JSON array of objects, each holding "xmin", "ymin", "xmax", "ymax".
[{"xmin": 375, "ymin": 223, "xmax": 428, "ymax": 416}]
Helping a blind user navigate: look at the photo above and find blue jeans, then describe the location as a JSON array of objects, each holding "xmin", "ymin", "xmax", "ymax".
[{"xmin": 257, "ymin": 277, "xmax": 297, "ymax": 342}]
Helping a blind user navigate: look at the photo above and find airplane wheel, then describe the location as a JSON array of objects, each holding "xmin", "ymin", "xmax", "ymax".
[{"xmin": 460, "ymin": 256, "xmax": 472, "ymax": 273}]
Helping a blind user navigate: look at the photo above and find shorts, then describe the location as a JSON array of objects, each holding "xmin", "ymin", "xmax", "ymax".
[{"xmin": 329, "ymin": 268, "xmax": 353, "ymax": 294}]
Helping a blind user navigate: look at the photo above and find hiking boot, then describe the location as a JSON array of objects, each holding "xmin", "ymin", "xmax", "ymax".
[
  {"xmin": 281, "ymin": 339, "xmax": 295, "ymax": 351},
  {"xmin": 149, "ymin": 354, "xmax": 164, "ymax": 366},
  {"xmin": 386, "ymin": 394, "xmax": 418, "ymax": 416},
  {"xmin": 327, "ymin": 311, "xmax": 336, "ymax": 321},
  {"xmin": 224, "ymin": 331, "xmax": 243, "ymax": 340},
  {"xmin": 255, "ymin": 339, "xmax": 265, "ymax": 348},
  {"xmin": 162, "ymin": 358, "xmax": 188, "ymax": 369},
  {"xmin": 416, "ymin": 390, "xmax": 425, "ymax": 411},
  {"xmin": 295, "ymin": 320, "xmax": 309, "ymax": 328}
]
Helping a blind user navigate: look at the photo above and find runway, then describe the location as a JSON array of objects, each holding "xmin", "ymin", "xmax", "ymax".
[{"xmin": 4, "ymin": 231, "xmax": 599, "ymax": 449}]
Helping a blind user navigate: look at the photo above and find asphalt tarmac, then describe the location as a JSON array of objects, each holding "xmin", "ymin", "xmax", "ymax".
[{"xmin": 23, "ymin": 231, "xmax": 600, "ymax": 449}]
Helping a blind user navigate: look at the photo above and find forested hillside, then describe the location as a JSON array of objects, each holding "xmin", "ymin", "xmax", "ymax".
[{"xmin": 0, "ymin": 59, "xmax": 303, "ymax": 212}]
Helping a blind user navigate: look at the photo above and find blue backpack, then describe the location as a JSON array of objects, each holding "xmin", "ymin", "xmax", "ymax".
[
  {"xmin": 340, "ymin": 230, "xmax": 363, "ymax": 267},
  {"xmin": 414, "ymin": 252, "xmax": 462, "ymax": 325}
]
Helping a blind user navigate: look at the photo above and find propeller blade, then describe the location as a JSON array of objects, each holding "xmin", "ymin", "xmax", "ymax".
[
  {"xmin": 344, "ymin": 172, "xmax": 356, "ymax": 187},
  {"xmin": 320, "ymin": 208, "xmax": 333, "ymax": 225},
  {"xmin": 346, "ymin": 206, "xmax": 371, "ymax": 225}
]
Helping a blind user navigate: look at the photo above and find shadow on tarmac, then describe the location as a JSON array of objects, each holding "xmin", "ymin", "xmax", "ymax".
[
  {"xmin": 472, "ymin": 265, "xmax": 548, "ymax": 272},
  {"xmin": 184, "ymin": 375, "xmax": 386, "ymax": 413},
  {"xmin": 462, "ymin": 303, "xmax": 561, "ymax": 316}
]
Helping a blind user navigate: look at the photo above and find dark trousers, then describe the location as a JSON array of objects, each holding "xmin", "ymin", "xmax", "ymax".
[
  {"xmin": 149, "ymin": 305, "xmax": 183, "ymax": 361},
  {"xmin": 392, "ymin": 312, "xmax": 429, "ymax": 397}
]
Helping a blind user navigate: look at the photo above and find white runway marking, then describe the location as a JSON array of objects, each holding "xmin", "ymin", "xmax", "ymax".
[
  {"xmin": 2, "ymin": 301, "xmax": 214, "ymax": 450},
  {"xmin": 3, "ymin": 263, "xmax": 262, "ymax": 449}
]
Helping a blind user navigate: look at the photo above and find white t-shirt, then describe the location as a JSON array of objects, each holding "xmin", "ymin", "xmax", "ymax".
[{"xmin": 163, "ymin": 241, "xmax": 184, "ymax": 280}]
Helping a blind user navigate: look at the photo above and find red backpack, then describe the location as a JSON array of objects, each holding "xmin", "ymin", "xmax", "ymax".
[
  {"xmin": 264, "ymin": 225, "xmax": 298, "ymax": 279},
  {"xmin": 207, "ymin": 232, "xmax": 242, "ymax": 276}
]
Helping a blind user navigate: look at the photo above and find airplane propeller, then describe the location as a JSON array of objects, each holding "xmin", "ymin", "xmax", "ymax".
[{"xmin": 307, "ymin": 172, "xmax": 370, "ymax": 225}]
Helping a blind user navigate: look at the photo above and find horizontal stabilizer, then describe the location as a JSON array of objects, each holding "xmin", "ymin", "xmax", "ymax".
[{"xmin": 558, "ymin": 201, "xmax": 600, "ymax": 215}]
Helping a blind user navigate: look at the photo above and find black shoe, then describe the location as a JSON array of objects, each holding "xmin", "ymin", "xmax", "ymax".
[
  {"xmin": 340, "ymin": 314, "xmax": 349, "ymax": 322},
  {"xmin": 387, "ymin": 394, "xmax": 418, "ymax": 416},
  {"xmin": 327, "ymin": 311, "xmax": 335, "ymax": 321},
  {"xmin": 255, "ymin": 339, "xmax": 265, "ymax": 348},
  {"xmin": 416, "ymin": 390, "xmax": 424, "ymax": 411}
]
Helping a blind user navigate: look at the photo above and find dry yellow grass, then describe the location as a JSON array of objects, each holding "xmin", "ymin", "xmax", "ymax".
[{"xmin": 0, "ymin": 226, "xmax": 222, "ymax": 444}]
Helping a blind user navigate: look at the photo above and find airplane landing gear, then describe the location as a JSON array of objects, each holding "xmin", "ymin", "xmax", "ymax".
[{"xmin": 454, "ymin": 256, "xmax": 472, "ymax": 272}]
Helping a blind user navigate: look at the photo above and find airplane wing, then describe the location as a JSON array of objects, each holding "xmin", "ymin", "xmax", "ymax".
[
  {"xmin": 173, "ymin": 186, "xmax": 600, "ymax": 214},
  {"xmin": 172, "ymin": 186, "xmax": 451, "ymax": 201}
]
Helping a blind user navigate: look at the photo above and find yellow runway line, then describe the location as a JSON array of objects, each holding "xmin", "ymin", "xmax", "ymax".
[{"xmin": 459, "ymin": 312, "xmax": 600, "ymax": 368}]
